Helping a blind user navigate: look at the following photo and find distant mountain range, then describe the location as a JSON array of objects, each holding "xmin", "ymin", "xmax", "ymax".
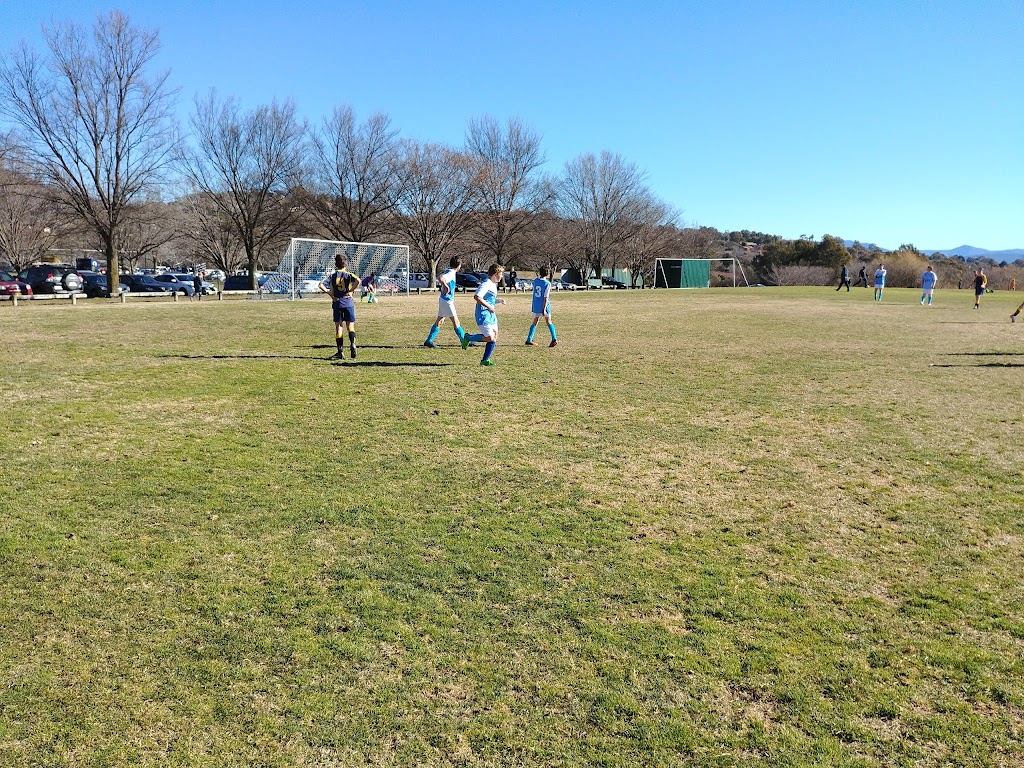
[{"xmin": 842, "ymin": 241, "xmax": 1024, "ymax": 261}]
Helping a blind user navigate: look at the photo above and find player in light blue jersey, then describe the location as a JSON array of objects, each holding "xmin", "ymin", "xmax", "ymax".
[
  {"xmin": 920, "ymin": 265, "xmax": 937, "ymax": 305},
  {"xmin": 525, "ymin": 266, "xmax": 558, "ymax": 347},
  {"xmin": 461, "ymin": 263, "xmax": 505, "ymax": 366},
  {"xmin": 424, "ymin": 256, "xmax": 467, "ymax": 348},
  {"xmin": 873, "ymin": 264, "xmax": 886, "ymax": 302}
]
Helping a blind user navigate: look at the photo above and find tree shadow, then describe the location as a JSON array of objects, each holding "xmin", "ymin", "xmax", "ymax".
[{"xmin": 943, "ymin": 352, "xmax": 1024, "ymax": 357}]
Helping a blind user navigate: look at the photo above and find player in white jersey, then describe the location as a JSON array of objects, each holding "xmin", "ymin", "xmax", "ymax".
[
  {"xmin": 461, "ymin": 263, "xmax": 505, "ymax": 366},
  {"xmin": 920, "ymin": 265, "xmax": 937, "ymax": 305},
  {"xmin": 873, "ymin": 264, "xmax": 887, "ymax": 302},
  {"xmin": 424, "ymin": 256, "xmax": 467, "ymax": 348},
  {"xmin": 525, "ymin": 266, "xmax": 558, "ymax": 347}
]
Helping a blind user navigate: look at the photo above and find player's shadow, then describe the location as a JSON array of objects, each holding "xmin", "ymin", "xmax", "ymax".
[{"xmin": 943, "ymin": 352, "xmax": 1024, "ymax": 356}]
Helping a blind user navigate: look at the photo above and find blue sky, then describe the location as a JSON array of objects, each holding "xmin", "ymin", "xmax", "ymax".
[{"xmin": 2, "ymin": 0, "xmax": 1021, "ymax": 251}]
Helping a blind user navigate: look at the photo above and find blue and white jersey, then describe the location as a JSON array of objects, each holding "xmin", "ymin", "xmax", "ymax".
[
  {"xmin": 921, "ymin": 270, "xmax": 937, "ymax": 290},
  {"xmin": 874, "ymin": 268, "xmax": 886, "ymax": 287},
  {"xmin": 531, "ymin": 277, "xmax": 551, "ymax": 314},
  {"xmin": 438, "ymin": 268, "xmax": 457, "ymax": 303},
  {"xmin": 474, "ymin": 279, "xmax": 499, "ymax": 326}
]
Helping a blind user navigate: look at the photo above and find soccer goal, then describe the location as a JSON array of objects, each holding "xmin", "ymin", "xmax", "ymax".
[
  {"xmin": 654, "ymin": 258, "xmax": 750, "ymax": 289},
  {"xmin": 271, "ymin": 238, "xmax": 411, "ymax": 299}
]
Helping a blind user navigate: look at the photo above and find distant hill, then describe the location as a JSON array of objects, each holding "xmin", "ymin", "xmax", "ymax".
[
  {"xmin": 920, "ymin": 245, "xmax": 1024, "ymax": 260},
  {"xmin": 842, "ymin": 241, "xmax": 1024, "ymax": 261}
]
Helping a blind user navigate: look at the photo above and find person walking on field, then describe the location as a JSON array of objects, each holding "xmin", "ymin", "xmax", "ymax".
[
  {"xmin": 873, "ymin": 264, "xmax": 887, "ymax": 301},
  {"xmin": 461, "ymin": 263, "xmax": 506, "ymax": 366},
  {"xmin": 525, "ymin": 266, "xmax": 558, "ymax": 347},
  {"xmin": 920, "ymin": 265, "xmax": 937, "ymax": 305},
  {"xmin": 973, "ymin": 269, "xmax": 988, "ymax": 309},
  {"xmin": 319, "ymin": 254, "xmax": 360, "ymax": 360},
  {"xmin": 836, "ymin": 264, "xmax": 851, "ymax": 292},
  {"xmin": 193, "ymin": 273, "xmax": 203, "ymax": 302},
  {"xmin": 853, "ymin": 266, "xmax": 868, "ymax": 287},
  {"xmin": 423, "ymin": 257, "xmax": 467, "ymax": 348}
]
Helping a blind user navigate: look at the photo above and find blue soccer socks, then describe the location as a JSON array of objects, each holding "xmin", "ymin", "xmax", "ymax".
[
  {"xmin": 526, "ymin": 326, "xmax": 537, "ymax": 344},
  {"xmin": 425, "ymin": 326, "xmax": 440, "ymax": 345},
  {"xmin": 482, "ymin": 340, "xmax": 495, "ymax": 363},
  {"xmin": 548, "ymin": 322, "xmax": 557, "ymax": 341}
]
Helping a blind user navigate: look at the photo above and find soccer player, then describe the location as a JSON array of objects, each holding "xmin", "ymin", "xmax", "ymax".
[
  {"xmin": 835, "ymin": 264, "xmax": 850, "ymax": 292},
  {"xmin": 360, "ymin": 272, "xmax": 377, "ymax": 303},
  {"xmin": 525, "ymin": 266, "xmax": 558, "ymax": 347},
  {"xmin": 461, "ymin": 263, "xmax": 505, "ymax": 366},
  {"xmin": 319, "ymin": 254, "xmax": 360, "ymax": 359},
  {"xmin": 424, "ymin": 257, "xmax": 467, "ymax": 348},
  {"xmin": 920, "ymin": 265, "xmax": 938, "ymax": 305},
  {"xmin": 973, "ymin": 269, "xmax": 987, "ymax": 309},
  {"xmin": 873, "ymin": 264, "xmax": 887, "ymax": 301}
]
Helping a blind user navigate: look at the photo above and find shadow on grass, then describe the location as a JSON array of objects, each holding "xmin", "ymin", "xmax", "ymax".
[
  {"xmin": 931, "ymin": 351, "xmax": 1024, "ymax": 368},
  {"xmin": 932, "ymin": 362, "xmax": 1024, "ymax": 368},
  {"xmin": 166, "ymin": 353, "xmax": 449, "ymax": 368}
]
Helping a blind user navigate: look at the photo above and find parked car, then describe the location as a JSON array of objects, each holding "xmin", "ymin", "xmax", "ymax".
[
  {"xmin": 455, "ymin": 272, "xmax": 482, "ymax": 291},
  {"xmin": 222, "ymin": 274, "xmax": 256, "ymax": 291},
  {"xmin": 601, "ymin": 276, "xmax": 628, "ymax": 289},
  {"xmin": 153, "ymin": 273, "xmax": 196, "ymax": 296},
  {"xmin": 79, "ymin": 271, "xmax": 129, "ymax": 298},
  {"xmin": 118, "ymin": 274, "xmax": 173, "ymax": 293},
  {"xmin": 18, "ymin": 264, "xmax": 84, "ymax": 294},
  {"xmin": 170, "ymin": 273, "xmax": 216, "ymax": 295},
  {"xmin": 552, "ymin": 279, "xmax": 577, "ymax": 291},
  {"xmin": 408, "ymin": 272, "xmax": 431, "ymax": 290},
  {"xmin": 0, "ymin": 270, "xmax": 33, "ymax": 297}
]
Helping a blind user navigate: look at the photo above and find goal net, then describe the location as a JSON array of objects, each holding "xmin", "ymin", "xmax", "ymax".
[
  {"xmin": 269, "ymin": 238, "xmax": 411, "ymax": 299},
  {"xmin": 654, "ymin": 258, "xmax": 749, "ymax": 288}
]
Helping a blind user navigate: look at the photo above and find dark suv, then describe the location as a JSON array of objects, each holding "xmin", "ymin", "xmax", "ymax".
[{"xmin": 18, "ymin": 264, "xmax": 84, "ymax": 294}]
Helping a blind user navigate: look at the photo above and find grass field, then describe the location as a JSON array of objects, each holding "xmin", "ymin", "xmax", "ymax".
[{"xmin": 1, "ymin": 286, "xmax": 1022, "ymax": 767}]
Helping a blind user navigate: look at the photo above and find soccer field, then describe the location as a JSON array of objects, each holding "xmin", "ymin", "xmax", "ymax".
[{"xmin": 1, "ymin": 288, "xmax": 1021, "ymax": 766}]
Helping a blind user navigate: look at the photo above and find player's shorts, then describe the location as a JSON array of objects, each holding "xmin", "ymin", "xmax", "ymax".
[
  {"xmin": 476, "ymin": 322, "xmax": 497, "ymax": 338},
  {"xmin": 333, "ymin": 303, "xmax": 355, "ymax": 324},
  {"xmin": 975, "ymin": 288, "xmax": 985, "ymax": 297},
  {"xmin": 437, "ymin": 298, "xmax": 458, "ymax": 318},
  {"xmin": 532, "ymin": 309, "xmax": 551, "ymax": 320},
  {"xmin": 922, "ymin": 288, "xmax": 934, "ymax": 296},
  {"xmin": 874, "ymin": 281, "xmax": 884, "ymax": 289}
]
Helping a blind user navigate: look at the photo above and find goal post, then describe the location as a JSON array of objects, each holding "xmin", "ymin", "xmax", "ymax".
[
  {"xmin": 654, "ymin": 258, "xmax": 750, "ymax": 288},
  {"xmin": 271, "ymin": 238, "xmax": 411, "ymax": 299}
]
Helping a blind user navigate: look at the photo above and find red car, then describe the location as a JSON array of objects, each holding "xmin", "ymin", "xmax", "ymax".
[{"xmin": 0, "ymin": 270, "xmax": 33, "ymax": 297}]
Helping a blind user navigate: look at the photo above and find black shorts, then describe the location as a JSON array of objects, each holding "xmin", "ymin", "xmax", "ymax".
[{"xmin": 333, "ymin": 302, "xmax": 355, "ymax": 324}]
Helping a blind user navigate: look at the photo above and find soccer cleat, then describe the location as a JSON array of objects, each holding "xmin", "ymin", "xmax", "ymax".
[
  {"xmin": 461, "ymin": 336, "xmax": 470, "ymax": 350},
  {"xmin": 331, "ymin": 351, "xmax": 345, "ymax": 360},
  {"xmin": 480, "ymin": 360, "xmax": 496, "ymax": 367},
  {"xmin": 423, "ymin": 341, "xmax": 436, "ymax": 348},
  {"xmin": 350, "ymin": 345, "xmax": 357, "ymax": 359},
  {"xmin": 525, "ymin": 341, "xmax": 537, "ymax": 346},
  {"xmin": 1012, "ymin": 315, "xmax": 1016, "ymax": 323},
  {"xmin": 549, "ymin": 339, "xmax": 558, "ymax": 347}
]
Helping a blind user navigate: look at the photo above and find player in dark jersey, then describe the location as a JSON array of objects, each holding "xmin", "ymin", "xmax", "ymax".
[{"xmin": 319, "ymin": 254, "xmax": 360, "ymax": 359}]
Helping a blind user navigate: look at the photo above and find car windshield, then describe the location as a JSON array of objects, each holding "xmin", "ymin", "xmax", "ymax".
[{"xmin": 0, "ymin": 271, "xmax": 14, "ymax": 281}]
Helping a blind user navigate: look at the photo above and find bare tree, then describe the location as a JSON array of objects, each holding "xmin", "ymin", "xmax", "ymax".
[
  {"xmin": 179, "ymin": 191, "xmax": 246, "ymax": 275},
  {"xmin": 179, "ymin": 94, "xmax": 305, "ymax": 289},
  {"xmin": 392, "ymin": 140, "xmax": 476, "ymax": 281},
  {"xmin": 0, "ymin": 148, "xmax": 61, "ymax": 271},
  {"xmin": 618, "ymin": 196, "xmax": 680, "ymax": 287},
  {"xmin": 464, "ymin": 115, "xmax": 550, "ymax": 267},
  {"xmin": 0, "ymin": 11, "xmax": 177, "ymax": 294},
  {"xmin": 555, "ymin": 151, "xmax": 650, "ymax": 283},
  {"xmin": 306, "ymin": 106, "xmax": 400, "ymax": 243}
]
